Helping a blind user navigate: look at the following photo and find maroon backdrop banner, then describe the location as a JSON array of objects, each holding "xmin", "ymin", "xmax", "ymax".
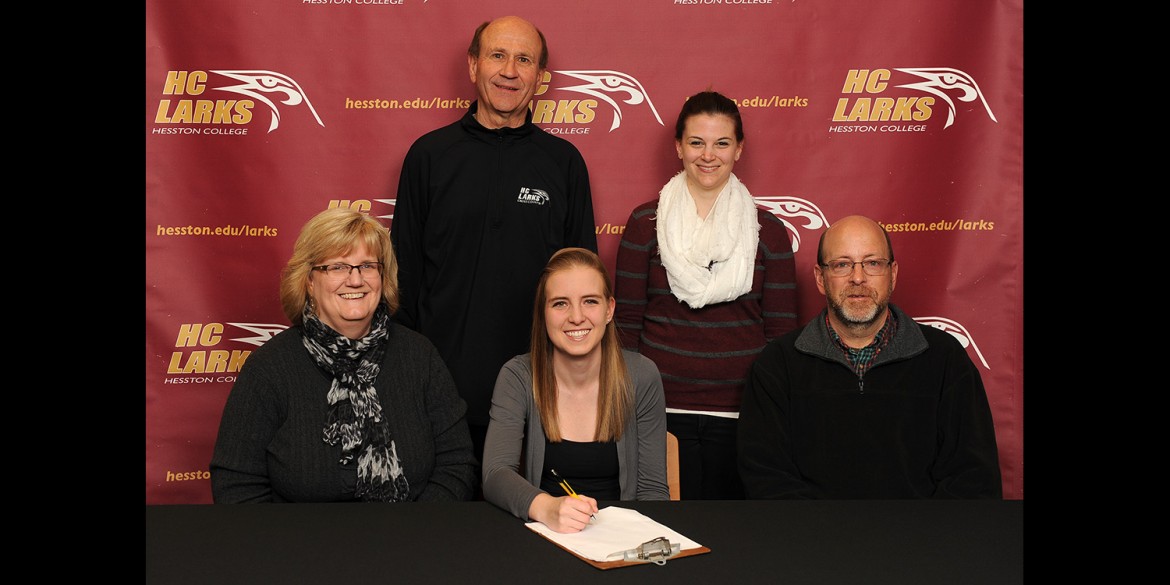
[{"xmin": 146, "ymin": 0, "xmax": 1024, "ymax": 503}]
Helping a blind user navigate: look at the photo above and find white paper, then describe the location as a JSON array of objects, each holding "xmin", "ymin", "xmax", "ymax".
[{"xmin": 525, "ymin": 506, "xmax": 703, "ymax": 562}]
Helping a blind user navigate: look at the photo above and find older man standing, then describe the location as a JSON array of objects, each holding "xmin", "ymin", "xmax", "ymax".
[
  {"xmin": 391, "ymin": 16, "xmax": 597, "ymax": 473},
  {"xmin": 737, "ymin": 215, "xmax": 1001, "ymax": 499}
]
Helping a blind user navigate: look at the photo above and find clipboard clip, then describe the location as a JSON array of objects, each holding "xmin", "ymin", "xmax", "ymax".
[{"xmin": 608, "ymin": 536, "xmax": 681, "ymax": 566}]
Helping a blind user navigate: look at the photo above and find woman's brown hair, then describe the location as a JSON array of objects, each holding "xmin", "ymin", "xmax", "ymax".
[{"xmin": 529, "ymin": 247, "xmax": 631, "ymax": 442}]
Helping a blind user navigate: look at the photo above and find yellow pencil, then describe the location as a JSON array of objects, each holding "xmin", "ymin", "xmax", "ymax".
[
  {"xmin": 559, "ymin": 479, "xmax": 576, "ymax": 497},
  {"xmin": 550, "ymin": 469, "xmax": 595, "ymax": 520},
  {"xmin": 550, "ymin": 468, "xmax": 578, "ymax": 496}
]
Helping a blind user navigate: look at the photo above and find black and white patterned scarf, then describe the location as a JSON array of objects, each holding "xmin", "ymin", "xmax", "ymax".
[{"xmin": 301, "ymin": 302, "xmax": 410, "ymax": 502}]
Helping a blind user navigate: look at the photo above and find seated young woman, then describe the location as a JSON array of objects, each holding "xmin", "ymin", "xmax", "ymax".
[{"xmin": 482, "ymin": 247, "xmax": 669, "ymax": 532}]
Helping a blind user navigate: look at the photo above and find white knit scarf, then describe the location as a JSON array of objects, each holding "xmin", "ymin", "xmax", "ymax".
[{"xmin": 656, "ymin": 170, "xmax": 760, "ymax": 309}]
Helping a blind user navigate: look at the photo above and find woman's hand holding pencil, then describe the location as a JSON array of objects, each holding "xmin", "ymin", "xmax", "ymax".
[{"xmin": 527, "ymin": 469, "xmax": 600, "ymax": 534}]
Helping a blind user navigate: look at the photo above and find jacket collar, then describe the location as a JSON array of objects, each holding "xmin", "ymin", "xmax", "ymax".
[
  {"xmin": 795, "ymin": 304, "xmax": 928, "ymax": 367},
  {"xmin": 461, "ymin": 101, "xmax": 536, "ymax": 142}
]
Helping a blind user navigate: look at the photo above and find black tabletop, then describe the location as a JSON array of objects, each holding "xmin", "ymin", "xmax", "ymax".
[{"xmin": 146, "ymin": 499, "xmax": 1022, "ymax": 585}]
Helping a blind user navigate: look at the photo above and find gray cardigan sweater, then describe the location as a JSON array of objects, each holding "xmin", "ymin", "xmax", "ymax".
[{"xmin": 482, "ymin": 350, "xmax": 669, "ymax": 519}]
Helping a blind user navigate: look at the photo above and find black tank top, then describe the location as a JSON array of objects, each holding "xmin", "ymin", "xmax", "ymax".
[{"xmin": 539, "ymin": 437, "xmax": 620, "ymax": 500}]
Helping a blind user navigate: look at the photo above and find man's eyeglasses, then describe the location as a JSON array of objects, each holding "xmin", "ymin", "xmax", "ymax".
[
  {"xmin": 311, "ymin": 262, "xmax": 383, "ymax": 280},
  {"xmin": 819, "ymin": 258, "xmax": 892, "ymax": 277}
]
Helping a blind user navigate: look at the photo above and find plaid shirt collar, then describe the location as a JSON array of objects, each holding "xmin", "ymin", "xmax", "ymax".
[{"xmin": 827, "ymin": 310, "xmax": 898, "ymax": 377}]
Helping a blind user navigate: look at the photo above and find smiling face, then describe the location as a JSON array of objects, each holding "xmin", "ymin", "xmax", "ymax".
[
  {"xmin": 307, "ymin": 242, "xmax": 382, "ymax": 339},
  {"xmin": 467, "ymin": 16, "xmax": 544, "ymax": 129},
  {"xmin": 543, "ymin": 265, "xmax": 615, "ymax": 361},
  {"xmin": 676, "ymin": 113, "xmax": 743, "ymax": 199}
]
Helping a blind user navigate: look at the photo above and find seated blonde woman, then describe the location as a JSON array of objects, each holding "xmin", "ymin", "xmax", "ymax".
[
  {"xmin": 482, "ymin": 248, "xmax": 669, "ymax": 533},
  {"xmin": 210, "ymin": 207, "xmax": 476, "ymax": 502}
]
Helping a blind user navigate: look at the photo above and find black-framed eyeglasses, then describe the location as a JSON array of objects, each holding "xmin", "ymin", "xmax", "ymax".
[
  {"xmin": 311, "ymin": 262, "xmax": 383, "ymax": 279},
  {"xmin": 819, "ymin": 258, "xmax": 892, "ymax": 277}
]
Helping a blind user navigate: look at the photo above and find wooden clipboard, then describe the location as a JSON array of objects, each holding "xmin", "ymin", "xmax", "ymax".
[{"xmin": 533, "ymin": 531, "xmax": 711, "ymax": 570}]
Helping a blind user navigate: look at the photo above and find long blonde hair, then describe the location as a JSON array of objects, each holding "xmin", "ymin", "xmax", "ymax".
[{"xmin": 530, "ymin": 248, "xmax": 631, "ymax": 442}]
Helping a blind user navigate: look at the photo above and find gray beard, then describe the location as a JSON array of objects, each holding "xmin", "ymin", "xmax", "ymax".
[{"xmin": 829, "ymin": 298, "xmax": 885, "ymax": 330}]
